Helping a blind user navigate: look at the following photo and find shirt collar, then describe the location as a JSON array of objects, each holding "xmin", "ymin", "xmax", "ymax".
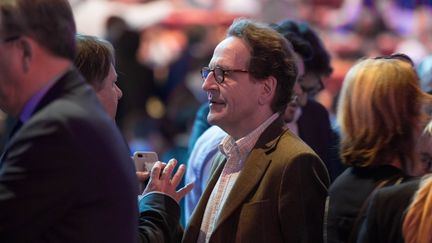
[{"xmin": 219, "ymin": 113, "xmax": 280, "ymax": 159}]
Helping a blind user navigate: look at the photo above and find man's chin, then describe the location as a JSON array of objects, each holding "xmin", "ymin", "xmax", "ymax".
[{"xmin": 207, "ymin": 113, "xmax": 222, "ymax": 126}]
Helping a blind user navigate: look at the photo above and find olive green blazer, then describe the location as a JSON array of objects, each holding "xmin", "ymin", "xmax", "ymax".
[{"xmin": 182, "ymin": 118, "xmax": 330, "ymax": 243}]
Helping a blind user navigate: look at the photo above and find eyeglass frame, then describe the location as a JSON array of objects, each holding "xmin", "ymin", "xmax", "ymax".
[{"xmin": 201, "ymin": 66, "xmax": 249, "ymax": 84}]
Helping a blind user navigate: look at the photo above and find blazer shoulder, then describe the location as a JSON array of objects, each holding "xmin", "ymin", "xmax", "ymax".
[
  {"xmin": 277, "ymin": 130, "xmax": 319, "ymax": 157},
  {"xmin": 272, "ymin": 130, "xmax": 330, "ymax": 186}
]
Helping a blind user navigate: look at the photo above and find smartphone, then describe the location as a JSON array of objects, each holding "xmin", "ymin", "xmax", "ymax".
[{"xmin": 133, "ymin": 151, "xmax": 158, "ymax": 172}]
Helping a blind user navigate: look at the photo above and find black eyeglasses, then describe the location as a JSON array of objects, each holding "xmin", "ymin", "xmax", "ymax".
[
  {"xmin": 0, "ymin": 35, "xmax": 20, "ymax": 44},
  {"xmin": 373, "ymin": 53, "xmax": 414, "ymax": 66},
  {"xmin": 201, "ymin": 66, "xmax": 249, "ymax": 84}
]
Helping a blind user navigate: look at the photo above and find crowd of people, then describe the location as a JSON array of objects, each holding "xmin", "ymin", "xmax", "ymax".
[
  {"xmin": 63, "ymin": 0, "xmax": 432, "ymax": 168},
  {"xmin": 1, "ymin": 0, "xmax": 432, "ymax": 243}
]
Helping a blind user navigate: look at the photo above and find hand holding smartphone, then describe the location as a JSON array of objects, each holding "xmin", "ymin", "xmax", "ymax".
[{"xmin": 133, "ymin": 151, "xmax": 158, "ymax": 194}]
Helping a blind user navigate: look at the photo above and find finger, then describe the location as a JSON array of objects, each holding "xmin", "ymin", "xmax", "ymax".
[
  {"xmin": 146, "ymin": 161, "xmax": 159, "ymax": 172},
  {"xmin": 161, "ymin": 159, "xmax": 177, "ymax": 180},
  {"xmin": 136, "ymin": 171, "xmax": 150, "ymax": 182},
  {"xmin": 176, "ymin": 182, "xmax": 194, "ymax": 201},
  {"xmin": 143, "ymin": 162, "xmax": 166, "ymax": 195},
  {"xmin": 171, "ymin": 164, "xmax": 186, "ymax": 187},
  {"xmin": 150, "ymin": 161, "xmax": 163, "ymax": 181}
]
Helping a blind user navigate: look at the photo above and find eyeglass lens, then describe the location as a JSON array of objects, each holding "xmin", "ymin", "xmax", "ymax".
[{"xmin": 201, "ymin": 67, "xmax": 224, "ymax": 83}]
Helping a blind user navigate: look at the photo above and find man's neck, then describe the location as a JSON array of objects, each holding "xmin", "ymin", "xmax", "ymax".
[
  {"xmin": 16, "ymin": 56, "xmax": 72, "ymax": 117},
  {"xmin": 227, "ymin": 112, "xmax": 279, "ymax": 141}
]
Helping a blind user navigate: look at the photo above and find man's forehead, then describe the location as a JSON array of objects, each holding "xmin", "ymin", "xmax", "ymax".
[
  {"xmin": 211, "ymin": 37, "xmax": 250, "ymax": 66},
  {"xmin": 215, "ymin": 37, "xmax": 249, "ymax": 52}
]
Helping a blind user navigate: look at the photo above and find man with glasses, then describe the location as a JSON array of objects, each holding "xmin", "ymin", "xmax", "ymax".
[
  {"xmin": 184, "ymin": 21, "xmax": 311, "ymax": 223},
  {"xmin": 182, "ymin": 18, "xmax": 330, "ymax": 243},
  {"xmin": 0, "ymin": 1, "xmax": 139, "ymax": 242},
  {"xmin": 275, "ymin": 19, "xmax": 345, "ymax": 181}
]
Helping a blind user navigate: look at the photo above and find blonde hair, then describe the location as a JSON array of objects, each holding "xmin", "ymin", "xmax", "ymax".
[
  {"xmin": 337, "ymin": 57, "xmax": 430, "ymax": 171},
  {"xmin": 402, "ymin": 175, "xmax": 432, "ymax": 243},
  {"xmin": 421, "ymin": 119, "xmax": 432, "ymax": 137},
  {"xmin": 74, "ymin": 34, "xmax": 115, "ymax": 91}
]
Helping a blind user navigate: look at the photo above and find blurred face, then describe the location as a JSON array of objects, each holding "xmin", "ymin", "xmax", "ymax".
[
  {"xmin": 202, "ymin": 37, "xmax": 267, "ymax": 138},
  {"xmin": 95, "ymin": 64, "xmax": 122, "ymax": 118},
  {"xmin": 283, "ymin": 81, "xmax": 302, "ymax": 123},
  {"xmin": 299, "ymin": 71, "xmax": 324, "ymax": 101},
  {"xmin": 283, "ymin": 55, "xmax": 305, "ymax": 122}
]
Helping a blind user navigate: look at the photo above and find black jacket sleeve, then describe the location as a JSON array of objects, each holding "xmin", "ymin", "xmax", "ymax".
[{"xmin": 137, "ymin": 193, "xmax": 183, "ymax": 243}]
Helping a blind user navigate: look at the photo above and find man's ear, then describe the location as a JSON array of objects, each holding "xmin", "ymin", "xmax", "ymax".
[
  {"xmin": 258, "ymin": 76, "xmax": 277, "ymax": 105},
  {"xmin": 19, "ymin": 38, "xmax": 32, "ymax": 72}
]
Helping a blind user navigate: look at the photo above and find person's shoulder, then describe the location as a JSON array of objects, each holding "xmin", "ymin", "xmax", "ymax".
[
  {"xmin": 278, "ymin": 129, "xmax": 318, "ymax": 155},
  {"xmin": 303, "ymin": 99, "xmax": 329, "ymax": 116},
  {"xmin": 40, "ymin": 96, "xmax": 111, "ymax": 132},
  {"xmin": 375, "ymin": 179, "xmax": 420, "ymax": 202},
  {"xmin": 270, "ymin": 130, "xmax": 326, "ymax": 169},
  {"xmin": 270, "ymin": 130, "xmax": 330, "ymax": 185},
  {"xmin": 328, "ymin": 168, "xmax": 357, "ymax": 193},
  {"xmin": 188, "ymin": 127, "xmax": 224, "ymax": 170},
  {"xmin": 31, "ymin": 90, "xmax": 124, "ymax": 155},
  {"xmin": 38, "ymin": 72, "xmax": 104, "ymax": 120},
  {"xmin": 367, "ymin": 179, "xmax": 421, "ymax": 235},
  {"xmin": 200, "ymin": 126, "xmax": 226, "ymax": 139},
  {"xmin": 48, "ymin": 74, "xmax": 112, "ymax": 123}
]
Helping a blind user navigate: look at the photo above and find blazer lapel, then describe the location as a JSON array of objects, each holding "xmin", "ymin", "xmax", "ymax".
[
  {"xmin": 214, "ymin": 118, "xmax": 287, "ymax": 231},
  {"xmin": 184, "ymin": 118, "xmax": 287, "ymax": 242},
  {"xmin": 214, "ymin": 148, "xmax": 271, "ymax": 228}
]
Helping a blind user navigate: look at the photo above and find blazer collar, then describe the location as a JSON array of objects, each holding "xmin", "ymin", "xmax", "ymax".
[
  {"xmin": 32, "ymin": 67, "xmax": 85, "ymax": 117},
  {"xmin": 0, "ymin": 68, "xmax": 85, "ymax": 165}
]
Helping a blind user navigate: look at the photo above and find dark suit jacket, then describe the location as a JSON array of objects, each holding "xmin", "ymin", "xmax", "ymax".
[
  {"xmin": 298, "ymin": 99, "xmax": 344, "ymax": 181},
  {"xmin": 138, "ymin": 193, "xmax": 183, "ymax": 243},
  {"xmin": 183, "ymin": 118, "xmax": 330, "ymax": 243},
  {"xmin": 326, "ymin": 166, "xmax": 409, "ymax": 243},
  {"xmin": 357, "ymin": 179, "xmax": 420, "ymax": 243},
  {"xmin": 0, "ymin": 69, "xmax": 138, "ymax": 243}
]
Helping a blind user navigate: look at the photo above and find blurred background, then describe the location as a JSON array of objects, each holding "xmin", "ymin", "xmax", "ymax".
[{"xmin": 2, "ymin": 0, "xmax": 432, "ymax": 163}]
